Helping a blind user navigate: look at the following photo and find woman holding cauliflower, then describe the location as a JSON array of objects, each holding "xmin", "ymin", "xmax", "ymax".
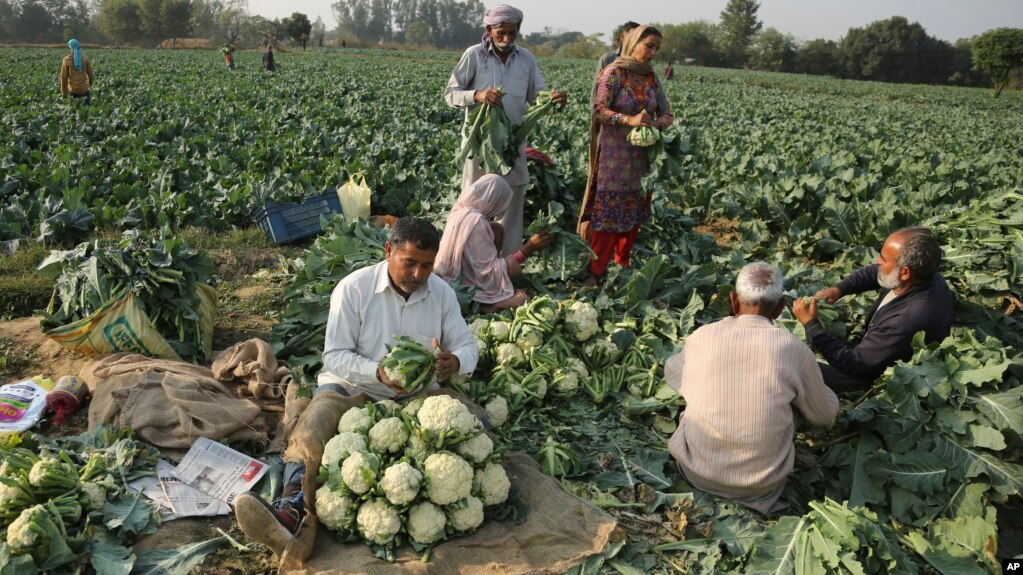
[
  {"xmin": 577, "ymin": 25, "xmax": 673, "ymax": 287},
  {"xmin": 435, "ymin": 174, "xmax": 553, "ymax": 312}
]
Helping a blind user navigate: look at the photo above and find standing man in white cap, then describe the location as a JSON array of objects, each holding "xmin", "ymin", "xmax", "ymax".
[{"xmin": 444, "ymin": 4, "xmax": 568, "ymax": 257}]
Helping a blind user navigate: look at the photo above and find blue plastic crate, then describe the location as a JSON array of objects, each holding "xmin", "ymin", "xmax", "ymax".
[{"xmin": 255, "ymin": 188, "xmax": 342, "ymax": 245}]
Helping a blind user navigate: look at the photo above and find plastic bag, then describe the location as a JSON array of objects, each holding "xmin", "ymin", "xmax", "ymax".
[
  {"xmin": 337, "ymin": 172, "xmax": 372, "ymax": 222},
  {"xmin": 44, "ymin": 284, "xmax": 217, "ymax": 361},
  {"xmin": 0, "ymin": 376, "xmax": 54, "ymax": 435}
]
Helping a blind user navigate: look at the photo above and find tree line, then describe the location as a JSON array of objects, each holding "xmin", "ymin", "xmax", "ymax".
[{"xmin": 1, "ymin": 0, "xmax": 1020, "ymax": 94}]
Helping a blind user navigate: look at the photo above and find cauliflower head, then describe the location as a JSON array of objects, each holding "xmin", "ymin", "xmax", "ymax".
[
  {"xmin": 484, "ymin": 396, "xmax": 509, "ymax": 428},
  {"xmin": 407, "ymin": 501, "xmax": 447, "ymax": 544},
  {"xmin": 81, "ymin": 482, "xmax": 106, "ymax": 511},
  {"xmin": 368, "ymin": 417, "xmax": 409, "ymax": 454},
  {"xmin": 473, "ymin": 462, "xmax": 510, "ymax": 506},
  {"xmin": 565, "ymin": 357, "xmax": 589, "ymax": 379},
  {"xmin": 356, "ymin": 498, "xmax": 402, "ymax": 545},
  {"xmin": 514, "ymin": 326, "xmax": 543, "ymax": 353},
  {"xmin": 424, "ymin": 452, "xmax": 474, "ymax": 505},
  {"xmin": 495, "ymin": 342, "xmax": 525, "ymax": 367},
  {"xmin": 6, "ymin": 504, "xmax": 42, "ymax": 553},
  {"xmin": 402, "ymin": 397, "xmax": 424, "ymax": 418},
  {"xmin": 417, "ymin": 395, "xmax": 479, "ymax": 436},
  {"xmin": 321, "ymin": 432, "xmax": 368, "ymax": 468},
  {"xmin": 337, "ymin": 407, "xmax": 373, "ymax": 434},
  {"xmin": 0, "ymin": 482, "xmax": 27, "ymax": 509},
  {"xmin": 340, "ymin": 451, "xmax": 380, "ymax": 495},
  {"xmin": 405, "ymin": 433, "xmax": 430, "ymax": 463},
  {"xmin": 448, "ymin": 495, "xmax": 485, "ymax": 532},
  {"xmin": 315, "ymin": 485, "xmax": 356, "ymax": 532},
  {"xmin": 489, "ymin": 320, "xmax": 512, "ymax": 341},
  {"xmin": 565, "ymin": 301, "xmax": 600, "ymax": 341},
  {"xmin": 468, "ymin": 318, "xmax": 490, "ymax": 340},
  {"xmin": 378, "ymin": 462, "xmax": 423, "ymax": 506},
  {"xmin": 455, "ymin": 433, "xmax": 494, "ymax": 464},
  {"xmin": 374, "ymin": 399, "xmax": 402, "ymax": 416},
  {"xmin": 553, "ymin": 369, "xmax": 579, "ymax": 394}
]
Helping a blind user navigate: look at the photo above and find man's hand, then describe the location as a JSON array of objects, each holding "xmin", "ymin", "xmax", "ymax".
[
  {"xmin": 474, "ymin": 88, "xmax": 503, "ymax": 106},
  {"xmin": 432, "ymin": 338, "xmax": 460, "ymax": 382},
  {"xmin": 377, "ymin": 366, "xmax": 406, "ymax": 394},
  {"xmin": 792, "ymin": 296, "xmax": 818, "ymax": 325},
  {"xmin": 815, "ymin": 286, "xmax": 843, "ymax": 304},
  {"xmin": 550, "ymin": 89, "xmax": 568, "ymax": 106}
]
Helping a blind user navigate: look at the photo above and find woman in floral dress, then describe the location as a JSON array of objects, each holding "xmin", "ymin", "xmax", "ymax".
[{"xmin": 578, "ymin": 25, "xmax": 673, "ymax": 286}]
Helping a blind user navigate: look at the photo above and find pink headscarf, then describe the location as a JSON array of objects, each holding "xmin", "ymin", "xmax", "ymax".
[{"xmin": 435, "ymin": 174, "xmax": 513, "ymax": 280}]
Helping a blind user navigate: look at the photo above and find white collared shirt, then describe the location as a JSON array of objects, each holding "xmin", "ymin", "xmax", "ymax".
[{"xmin": 318, "ymin": 261, "xmax": 479, "ymax": 399}]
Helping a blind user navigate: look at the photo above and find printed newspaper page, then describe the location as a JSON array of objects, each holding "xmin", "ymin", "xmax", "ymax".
[
  {"xmin": 131, "ymin": 459, "xmax": 230, "ymax": 519},
  {"xmin": 172, "ymin": 437, "xmax": 268, "ymax": 505}
]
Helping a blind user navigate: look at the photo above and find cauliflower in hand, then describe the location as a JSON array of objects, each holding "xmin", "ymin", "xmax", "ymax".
[
  {"xmin": 315, "ymin": 485, "xmax": 356, "ymax": 532},
  {"xmin": 322, "ymin": 432, "xmax": 368, "ymax": 467},
  {"xmin": 424, "ymin": 452, "xmax": 474, "ymax": 505},
  {"xmin": 356, "ymin": 498, "xmax": 402, "ymax": 545},
  {"xmin": 407, "ymin": 501, "xmax": 446, "ymax": 544},
  {"xmin": 379, "ymin": 462, "xmax": 423, "ymax": 506}
]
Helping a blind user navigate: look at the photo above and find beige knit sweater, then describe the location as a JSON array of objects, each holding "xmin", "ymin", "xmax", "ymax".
[{"xmin": 667, "ymin": 315, "xmax": 838, "ymax": 512}]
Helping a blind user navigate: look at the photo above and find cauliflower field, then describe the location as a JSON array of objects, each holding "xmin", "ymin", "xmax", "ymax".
[{"xmin": 2, "ymin": 47, "xmax": 1022, "ymax": 572}]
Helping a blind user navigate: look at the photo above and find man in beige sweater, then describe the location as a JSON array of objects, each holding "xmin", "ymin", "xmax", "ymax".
[{"xmin": 666, "ymin": 262, "xmax": 839, "ymax": 514}]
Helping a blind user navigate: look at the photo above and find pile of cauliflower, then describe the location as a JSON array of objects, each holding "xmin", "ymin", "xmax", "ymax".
[{"xmin": 315, "ymin": 395, "xmax": 511, "ymax": 558}]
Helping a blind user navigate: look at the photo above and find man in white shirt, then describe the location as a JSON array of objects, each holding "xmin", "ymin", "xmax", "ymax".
[
  {"xmin": 443, "ymin": 3, "xmax": 567, "ymax": 256},
  {"xmin": 318, "ymin": 217, "xmax": 478, "ymax": 399},
  {"xmin": 237, "ymin": 217, "xmax": 478, "ymax": 555}
]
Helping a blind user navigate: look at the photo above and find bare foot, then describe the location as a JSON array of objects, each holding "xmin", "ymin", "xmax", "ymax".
[{"xmin": 583, "ymin": 274, "xmax": 601, "ymax": 288}]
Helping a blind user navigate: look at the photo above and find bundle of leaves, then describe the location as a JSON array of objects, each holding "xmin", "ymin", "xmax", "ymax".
[
  {"xmin": 36, "ymin": 231, "xmax": 215, "ymax": 362},
  {"xmin": 315, "ymin": 396, "xmax": 518, "ymax": 562},
  {"xmin": 522, "ymin": 202, "xmax": 594, "ymax": 283},
  {"xmin": 0, "ymin": 427, "xmax": 162, "ymax": 575},
  {"xmin": 455, "ymin": 91, "xmax": 560, "ymax": 177}
]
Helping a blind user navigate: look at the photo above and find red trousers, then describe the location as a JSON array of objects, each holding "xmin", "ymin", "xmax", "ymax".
[{"xmin": 588, "ymin": 225, "xmax": 640, "ymax": 277}]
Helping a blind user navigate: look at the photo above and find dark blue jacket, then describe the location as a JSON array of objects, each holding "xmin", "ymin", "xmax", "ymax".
[{"xmin": 804, "ymin": 264, "xmax": 955, "ymax": 380}]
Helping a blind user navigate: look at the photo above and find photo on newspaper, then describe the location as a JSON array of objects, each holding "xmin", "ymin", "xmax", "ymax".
[{"xmin": 172, "ymin": 437, "xmax": 269, "ymax": 505}]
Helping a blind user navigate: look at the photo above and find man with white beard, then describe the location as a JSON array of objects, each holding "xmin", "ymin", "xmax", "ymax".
[{"xmin": 792, "ymin": 227, "xmax": 954, "ymax": 393}]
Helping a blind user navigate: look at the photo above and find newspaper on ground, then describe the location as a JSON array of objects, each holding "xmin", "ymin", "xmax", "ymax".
[
  {"xmin": 171, "ymin": 436, "xmax": 269, "ymax": 505},
  {"xmin": 130, "ymin": 459, "xmax": 231, "ymax": 520}
]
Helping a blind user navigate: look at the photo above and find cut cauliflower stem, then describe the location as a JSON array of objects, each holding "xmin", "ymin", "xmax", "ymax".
[
  {"xmin": 341, "ymin": 451, "xmax": 380, "ymax": 495},
  {"xmin": 489, "ymin": 321, "xmax": 512, "ymax": 340},
  {"xmin": 484, "ymin": 396, "xmax": 509, "ymax": 428},
  {"xmin": 564, "ymin": 301, "xmax": 600, "ymax": 342},
  {"xmin": 337, "ymin": 407, "xmax": 372, "ymax": 433},
  {"xmin": 473, "ymin": 462, "xmax": 510, "ymax": 505},
  {"xmin": 368, "ymin": 417, "xmax": 409, "ymax": 454},
  {"xmin": 417, "ymin": 395, "xmax": 479, "ymax": 437},
  {"xmin": 448, "ymin": 495, "xmax": 485, "ymax": 532},
  {"xmin": 407, "ymin": 501, "xmax": 447, "ymax": 544},
  {"xmin": 456, "ymin": 433, "xmax": 494, "ymax": 464},
  {"xmin": 424, "ymin": 453, "xmax": 474, "ymax": 505},
  {"xmin": 321, "ymin": 432, "xmax": 368, "ymax": 467},
  {"xmin": 495, "ymin": 342, "xmax": 525, "ymax": 367},
  {"xmin": 356, "ymin": 498, "xmax": 402, "ymax": 545},
  {"xmin": 315, "ymin": 485, "xmax": 356, "ymax": 532},
  {"xmin": 379, "ymin": 462, "xmax": 423, "ymax": 506}
]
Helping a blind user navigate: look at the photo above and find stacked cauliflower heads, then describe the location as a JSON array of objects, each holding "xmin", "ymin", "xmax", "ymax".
[{"xmin": 315, "ymin": 396, "xmax": 511, "ymax": 559}]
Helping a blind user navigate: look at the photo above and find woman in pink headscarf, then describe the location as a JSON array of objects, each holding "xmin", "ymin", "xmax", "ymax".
[{"xmin": 435, "ymin": 174, "xmax": 553, "ymax": 312}]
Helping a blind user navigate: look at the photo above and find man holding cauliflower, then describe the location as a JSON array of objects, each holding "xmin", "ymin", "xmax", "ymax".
[{"xmin": 236, "ymin": 217, "xmax": 479, "ymax": 555}]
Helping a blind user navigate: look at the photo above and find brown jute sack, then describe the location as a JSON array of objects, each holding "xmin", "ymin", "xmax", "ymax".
[{"xmin": 277, "ymin": 390, "xmax": 617, "ymax": 574}]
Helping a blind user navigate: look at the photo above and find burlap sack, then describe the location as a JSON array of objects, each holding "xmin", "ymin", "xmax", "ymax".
[
  {"xmin": 276, "ymin": 390, "xmax": 616, "ymax": 574},
  {"xmin": 79, "ymin": 352, "xmax": 216, "ymax": 394},
  {"xmin": 211, "ymin": 338, "xmax": 291, "ymax": 399},
  {"xmin": 87, "ymin": 370, "xmax": 266, "ymax": 451}
]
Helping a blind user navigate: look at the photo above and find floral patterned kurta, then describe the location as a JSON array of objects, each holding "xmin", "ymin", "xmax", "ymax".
[{"xmin": 589, "ymin": 66, "xmax": 666, "ymax": 234}]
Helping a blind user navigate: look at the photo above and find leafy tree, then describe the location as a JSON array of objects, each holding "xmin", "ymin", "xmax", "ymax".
[
  {"xmin": 658, "ymin": 20, "xmax": 722, "ymax": 67},
  {"xmin": 98, "ymin": 0, "xmax": 145, "ymax": 44},
  {"xmin": 311, "ymin": 15, "xmax": 326, "ymax": 45},
  {"xmin": 190, "ymin": 0, "xmax": 225, "ymax": 41},
  {"xmin": 0, "ymin": 0, "xmax": 15, "ymax": 41},
  {"xmin": 795, "ymin": 38, "xmax": 841, "ymax": 77},
  {"xmin": 282, "ymin": 11, "xmax": 312, "ymax": 42},
  {"xmin": 971, "ymin": 27, "xmax": 1023, "ymax": 98},
  {"xmin": 748, "ymin": 26, "xmax": 796, "ymax": 72},
  {"xmin": 719, "ymin": 0, "xmax": 761, "ymax": 67},
  {"xmin": 840, "ymin": 16, "xmax": 955, "ymax": 84},
  {"xmin": 404, "ymin": 20, "xmax": 430, "ymax": 46},
  {"xmin": 18, "ymin": 0, "xmax": 54, "ymax": 42},
  {"xmin": 556, "ymin": 33, "xmax": 605, "ymax": 59}
]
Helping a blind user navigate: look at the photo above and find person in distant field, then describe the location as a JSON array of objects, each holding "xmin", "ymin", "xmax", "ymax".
[
  {"xmin": 60, "ymin": 39, "xmax": 94, "ymax": 104},
  {"xmin": 223, "ymin": 43, "xmax": 236, "ymax": 70},
  {"xmin": 435, "ymin": 174, "xmax": 553, "ymax": 312},
  {"xmin": 235, "ymin": 217, "xmax": 479, "ymax": 557},
  {"xmin": 578, "ymin": 25, "xmax": 673, "ymax": 286},
  {"xmin": 444, "ymin": 3, "xmax": 568, "ymax": 258},
  {"xmin": 792, "ymin": 227, "xmax": 955, "ymax": 393},
  {"xmin": 667, "ymin": 262, "xmax": 839, "ymax": 514},
  {"xmin": 263, "ymin": 43, "xmax": 276, "ymax": 71},
  {"xmin": 664, "ymin": 60, "xmax": 674, "ymax": 80}
]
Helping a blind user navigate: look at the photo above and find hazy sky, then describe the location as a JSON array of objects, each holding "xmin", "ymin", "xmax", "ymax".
[{"xmin": 252, "ymin": 0, "xmax": 1023, "ymax": 43}]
